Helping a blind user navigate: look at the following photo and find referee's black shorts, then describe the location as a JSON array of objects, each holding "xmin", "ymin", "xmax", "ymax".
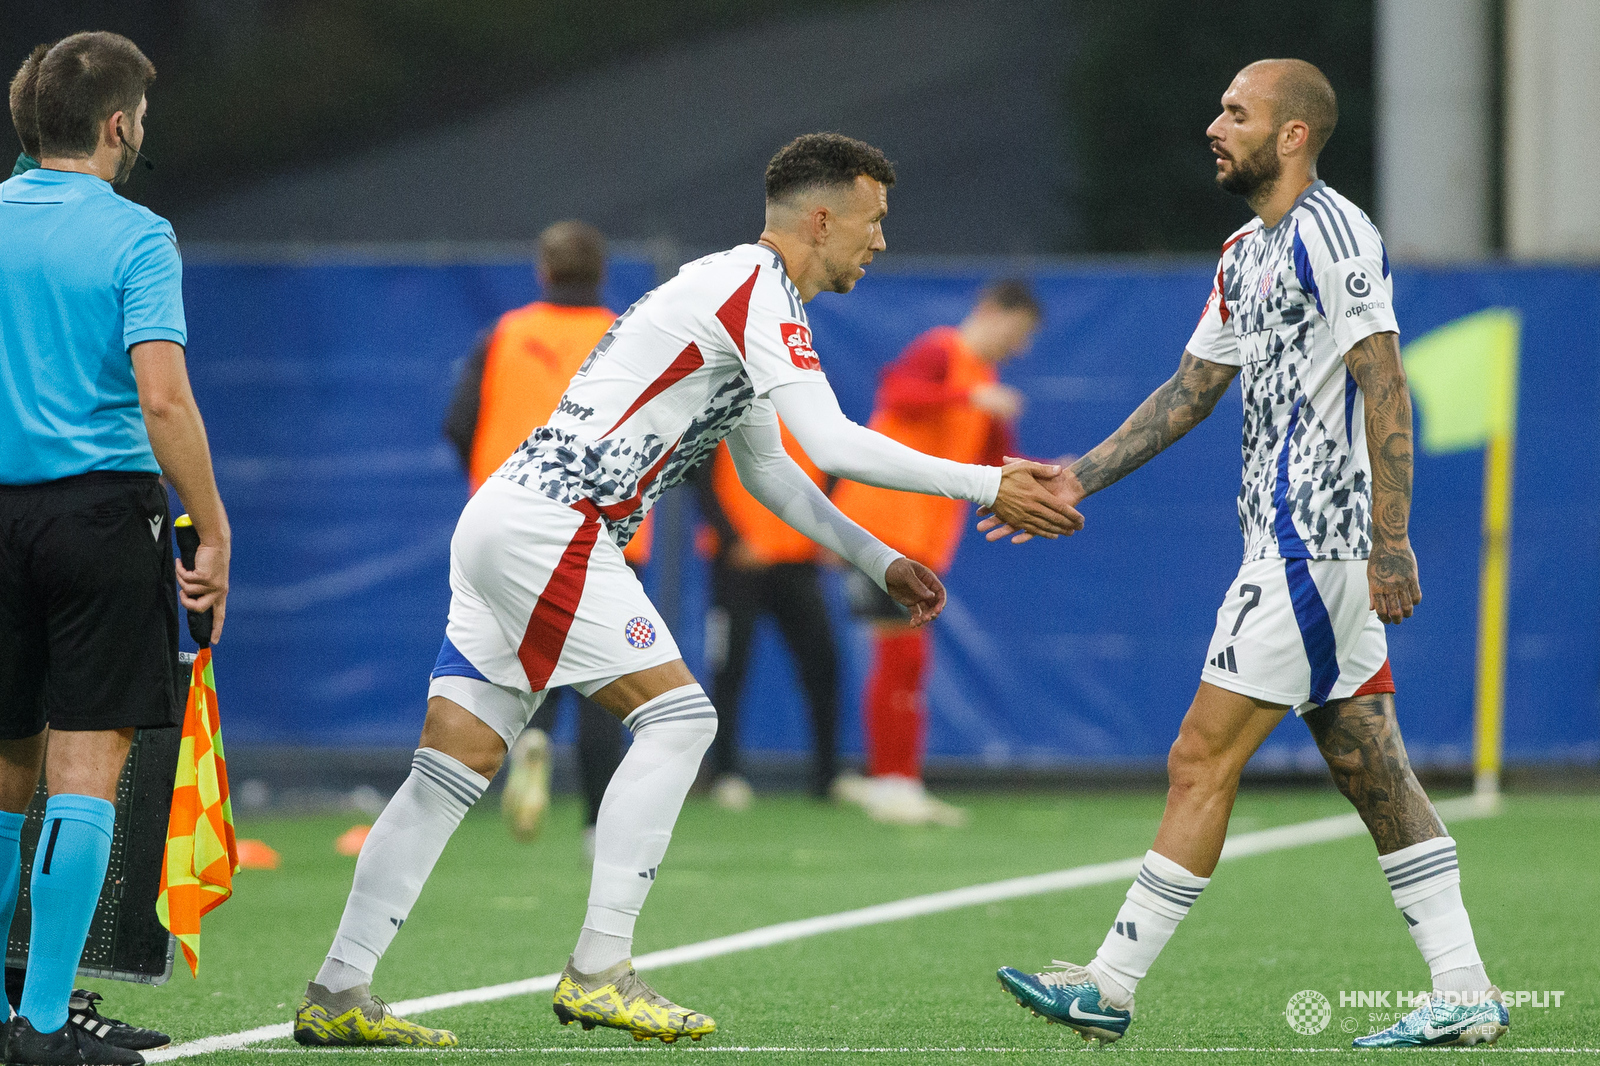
[{"xmin": 0, "ymin": 472, "xmax": 182, "ymax": 739}]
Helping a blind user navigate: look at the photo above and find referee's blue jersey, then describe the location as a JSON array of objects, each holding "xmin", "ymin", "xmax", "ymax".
[{"xmin": 0, "ymin": 168, "xmax": 187, "ymax": 486}]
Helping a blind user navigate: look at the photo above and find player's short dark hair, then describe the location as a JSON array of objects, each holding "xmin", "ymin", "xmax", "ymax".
[
  {"xmin": 979, "ymin": 278, "xmax": 1042, "ymax": 319},
  {"xmin": 9, "ymin": 43, "xmax": 51, "ymax": 159},
  {"xmin": 538, "ymin": 220, "xmax": 606, "ymax": 289},
  {"xmin": 35, "ymin": 32, "xmax": 154, "ymax": 159},
  {"xmin": 1254, "ymin": 58, "xmax": 1338, "ymax": 158},
  {"xmin": 765, "ymin": 133, "xmax": 896, "ymax": 204}
]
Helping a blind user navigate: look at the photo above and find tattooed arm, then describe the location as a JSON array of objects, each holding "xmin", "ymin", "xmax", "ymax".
[
  {"xmin": 979, "ymin": 351, "xmax": 1237, "ymax": 542},
  {"xmin": 1070, "ymin": 351, "xmax": 1239, "ymax": 495},
  {"xmin": 1344, "ymin": 330, "xmax": 1422, "ymax": 624}
]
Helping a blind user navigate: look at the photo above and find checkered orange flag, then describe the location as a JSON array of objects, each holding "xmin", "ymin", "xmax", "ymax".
[{"xmin": 156, "ymin": 646, "xmax": 239, "ymax": 976}]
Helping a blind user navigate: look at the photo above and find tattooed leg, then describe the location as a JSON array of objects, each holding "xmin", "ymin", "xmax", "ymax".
[
  {"xmin": 1304, "ymin": 693, "xmax": 1444, "ymax": 854},
  {"xmin": 1307, "ymin": 693, "xmax": 1496, "ymax": 997}
]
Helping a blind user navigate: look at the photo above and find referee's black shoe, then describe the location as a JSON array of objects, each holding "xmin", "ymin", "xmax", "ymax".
[
  {"xmin": 65, "ymin": 994, "xmax": 168, "ymax": 1053},
  {"xmin": 3, "ymin": 1015, "xmax": 144, "ymax": 1066}
]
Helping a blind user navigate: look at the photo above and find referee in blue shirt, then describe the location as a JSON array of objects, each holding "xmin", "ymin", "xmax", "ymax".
[{"xmin": 0, "ymin": 32, "xmax": 230, "ymax": 1065}]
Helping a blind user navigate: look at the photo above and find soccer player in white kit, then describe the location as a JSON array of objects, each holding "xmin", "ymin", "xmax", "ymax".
[
  {"xmin": 991, "ymin": 61, "xmax": 1509, "ymax": 1049},
  {"xmin": 293, "ymin": 133, "xmax": 1081, "ymax": 1047}
]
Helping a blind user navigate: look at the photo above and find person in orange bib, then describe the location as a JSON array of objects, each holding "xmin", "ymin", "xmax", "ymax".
[
  {"xmin": 442, "ymin": 221, "xmax": 648, "ymax": 854},
  {"xmin": 831, "ymin": 279, "xmax": 1042, "ymax": 826},
  {"xmin": 695, "ymin": 424, "xmax": 840, "ymax": 806}
]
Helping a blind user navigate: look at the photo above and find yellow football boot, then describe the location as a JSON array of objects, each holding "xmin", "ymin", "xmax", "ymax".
[
  {"xmin": 294, "ymin": 982, "xmax": 458, "ymax": 1047},
  {"xmin": 552, "ymin": 957, "xmax": 716, "ymax": 1043}
]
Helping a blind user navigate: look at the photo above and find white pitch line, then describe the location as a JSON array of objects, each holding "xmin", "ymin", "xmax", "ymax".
[
  {"xmin": 219, "ymin": 1047, "xmax": 1600, "ymax": 1056},
  {"xmin": 146, "ymin": 794, "xmax": 1496, "ymax": 1062}
]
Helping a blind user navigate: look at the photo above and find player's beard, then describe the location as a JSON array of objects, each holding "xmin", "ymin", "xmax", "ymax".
[
  {"xmin": 1216, "ymin": 136, "xmax": 1281, "ymax": 198},
  {"xmin": 823, "ymin": 252, "xmax": 862, "ymax": 294}
]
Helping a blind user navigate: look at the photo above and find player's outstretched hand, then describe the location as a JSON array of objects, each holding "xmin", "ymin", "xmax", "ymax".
[
  {"xmin": 1367, "ymin": 537, "xmax": 1422, "ymax": 624},
  {"xmin": 176, "ymin": 541, "xmax": 230, "ymax": 643},
  {"xmin": 885, "ymin": 557, "xmax": 946, "ymax": 627},
  {"xmin": 987, "ymin": 460, "xmax": 1082, "ymax": 541},
  {"xmin": 979, "ymin": 457, "xmax": 1085, "ymax": 544}
]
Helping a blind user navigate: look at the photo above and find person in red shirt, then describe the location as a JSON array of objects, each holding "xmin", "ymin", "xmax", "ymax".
[{"xmin": 832, "ymin": 280, "xmax": 1042, "ymax": 825}]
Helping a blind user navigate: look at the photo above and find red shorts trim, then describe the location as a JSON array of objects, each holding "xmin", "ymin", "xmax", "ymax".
[
  {"xmin": 516, "ymin": 504, "xmax": 602, "ymax": 692},
  {"xmin": 1351, "ymin": 659, "xmax": 1395, "ymax": 697}
]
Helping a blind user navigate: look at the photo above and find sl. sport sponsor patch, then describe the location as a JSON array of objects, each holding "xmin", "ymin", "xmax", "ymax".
[{"xmin": 781, "ymin": 323, "xmax": 821, "ymax": 371}]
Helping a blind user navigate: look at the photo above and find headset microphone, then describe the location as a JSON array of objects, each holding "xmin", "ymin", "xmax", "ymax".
[{"xmin": 118, "ymin": 126, "xmax": 154, "ymax": 171}]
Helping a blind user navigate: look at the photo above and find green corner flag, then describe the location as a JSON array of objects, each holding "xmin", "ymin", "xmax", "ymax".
[
  {"xmin": 1403, "ymin": 308, "xmax": 1520, "ymax": 454},
  {"xmin": 1402, "ymin": 308, "xmax": 1522, "ymax": 803}
]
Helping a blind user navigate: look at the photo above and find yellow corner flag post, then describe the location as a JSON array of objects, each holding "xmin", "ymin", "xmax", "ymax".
[
  {"xmin": 157, "ymin": 515, "xmax": 240, "ymax": 976},
  {"xmin": 1401, "ymin": 309, "xmax": 1521, "ymax": 803}
]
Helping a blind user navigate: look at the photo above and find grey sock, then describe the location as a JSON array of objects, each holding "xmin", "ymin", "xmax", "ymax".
[
  {"xmin": 303, "ymin": 980, "xmax": 379, "ymax": 1021},
  {"xmin": 571, "ymin": 928, "xmax": 632, "ymax": 974},
  {"xmin": 314, "ymin": 957, "xmax": 373, "ymax": 995}
]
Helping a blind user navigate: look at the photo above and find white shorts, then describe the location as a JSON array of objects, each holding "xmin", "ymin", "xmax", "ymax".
[
  {"xmin": 1201, "ymin": 557, "xmax": 1393, "ymax": 715},
  {"xmin": 427, "ymin": 478, "xmax": 680, "ymax": 745}
]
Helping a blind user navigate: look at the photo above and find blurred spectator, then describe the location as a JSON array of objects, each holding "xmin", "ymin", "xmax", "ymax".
[
  {"xmin": 695, "ymin": 427, "xmax": 840, "ymax": 807},
  {"xmin": 442, "ymin": 220, "xmax": 649, "ymax": 854},
  {"xmin": 831, "ymin": 280, "xmax": 1043, "ymax": 826}
]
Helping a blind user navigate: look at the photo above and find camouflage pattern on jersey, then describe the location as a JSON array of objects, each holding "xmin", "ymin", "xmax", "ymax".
[
  {"xmin": 1204, "ymin": 183, "xmax": 1389, "ymax": 562},
  {"xmin": 495, "ymin": 372, "xmax": 756, "ymax": 549}
]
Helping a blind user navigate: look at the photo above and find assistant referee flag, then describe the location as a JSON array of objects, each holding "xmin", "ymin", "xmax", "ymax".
[{"xmin": 156, "ymin": 645, "xmax": 239, "ymax": 975}]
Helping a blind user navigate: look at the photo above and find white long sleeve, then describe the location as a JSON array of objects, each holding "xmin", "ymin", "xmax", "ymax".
[
  {"xmin": 724, "ymin": 409, "xmax": 902, "ymax": 591},
  {"xmin": 768, "ymin": 381, "xmax": 1002, "ymax": 506}
]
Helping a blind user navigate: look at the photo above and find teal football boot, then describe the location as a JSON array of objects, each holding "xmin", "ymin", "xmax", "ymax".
[
  {"xmin": 997, "ymin": 961, "xmax": 1132, "ymax": 1044},
  {"xmin": 1353, "ymin": 989, "xmax": 1508, "ymax": 1048}
]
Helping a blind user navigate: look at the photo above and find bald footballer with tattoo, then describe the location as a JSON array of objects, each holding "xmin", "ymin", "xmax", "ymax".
[{"xmin": 985, "ymin": 60, "xmax": 1510, "ymax": 1049}]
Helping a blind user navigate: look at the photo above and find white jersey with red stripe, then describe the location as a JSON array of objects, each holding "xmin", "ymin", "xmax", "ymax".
[
  {"xmin": 1186, "ymin": 180, "xmax": 1399, "ymax": 563},
  {"xmin": 493, "ymin": 242, "xmax": 823, "ymax": 546}
]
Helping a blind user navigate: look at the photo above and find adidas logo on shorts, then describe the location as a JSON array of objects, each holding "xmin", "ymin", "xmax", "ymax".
[{"xmin": 1209, "ymin": 646, "xmax": 1238, "ymax": 673}]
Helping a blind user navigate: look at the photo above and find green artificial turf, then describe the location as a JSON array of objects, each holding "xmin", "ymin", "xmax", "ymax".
[{"xmin": 77, "ymin": 790, "xmax": 1598, "ymax": 1064}]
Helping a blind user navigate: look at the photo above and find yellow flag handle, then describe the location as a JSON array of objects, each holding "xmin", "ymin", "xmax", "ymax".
[{"xmin": 1473, "ymin": 434, "xmax": 1513, "ymax": 800}]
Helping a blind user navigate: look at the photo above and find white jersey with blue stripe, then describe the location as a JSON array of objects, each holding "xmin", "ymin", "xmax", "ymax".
[{"xmin": 1187, "ymin": 180, "xmax": 1400, "ymax": 562}]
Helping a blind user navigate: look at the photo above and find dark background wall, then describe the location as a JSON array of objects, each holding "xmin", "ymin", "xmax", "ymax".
[
  {"xmin": 3, "ymin": 1, "xmax": 884, "ymax": 224},
  {"xmin": 3, "ymin": 0, "xmax": 1374, "ymax": 254},
  {"xmin": 1065, "ymin": 0, "xmax": 1374, "ymax": 252}
]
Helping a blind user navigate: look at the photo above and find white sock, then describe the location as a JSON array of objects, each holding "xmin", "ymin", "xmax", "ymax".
[
  {"xmin": 1380, "ymin": 835, "xmax": 1491, "ymax": 994},
  {"xmin": 321, "ymin": 748, "xmax": 489, "ymax": 982},
  {"xmin": 572, "ymin": 685, "xmax": 717, "ymax": 972},
  {"xmin": 571, "ymin": 930, "xmax": 633, "ymax": 975},
  {"xmin": 1089, "ymin": 851, "xmax": 1210, "ymax": 1008}
]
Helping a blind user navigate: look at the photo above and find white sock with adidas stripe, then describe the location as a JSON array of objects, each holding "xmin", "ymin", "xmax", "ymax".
[
  {"xmin": 1379, "ymin": 835, "xmax": 1491, "ymax": 994},
  {"xmin": 1088, "ymin": 850, "xmax": 1210, "ymax": 1009},
  {"xmin": 573, "ymin": 684, "xmax": 717, "ymax": 974},
  {"xmin": 318, "ymin": 747, "xmax": 489, "ymax": 992}
]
